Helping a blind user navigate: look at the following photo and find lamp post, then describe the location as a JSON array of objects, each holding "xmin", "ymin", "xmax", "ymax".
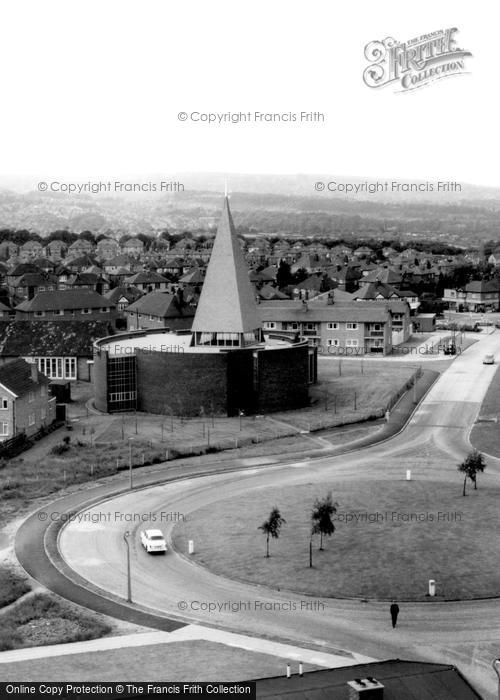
[
  {"xmin": 123, "ymin": 530, "xmax": 131, "ymax": 602},
  {"xmin": 493, "ymin": 659, "xmax": 500, "ymax": 700},
  {"xmin": 128, "ymin": 438, "xmax": 133, "ymax": 490}
]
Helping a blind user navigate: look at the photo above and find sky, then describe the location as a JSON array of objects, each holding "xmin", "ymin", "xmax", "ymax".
[{"xmin": 0, "ymin": 0, "xmax": 498, "ymax": 186}]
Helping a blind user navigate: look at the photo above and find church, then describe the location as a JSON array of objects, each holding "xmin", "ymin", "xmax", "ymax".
[{"xmin": 92, "ymin": 196, "xmax": 317, "ymax": 416}]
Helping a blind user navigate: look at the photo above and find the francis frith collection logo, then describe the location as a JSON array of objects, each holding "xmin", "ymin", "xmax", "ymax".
[{"xmin": 363, "ymin": 28, "xmax": 472, "ymax": 92}]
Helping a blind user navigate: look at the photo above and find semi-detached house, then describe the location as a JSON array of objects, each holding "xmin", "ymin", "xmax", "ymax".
[{"xmin": 0, "ymin": 359, "xmax": 56, "ymax": 442}]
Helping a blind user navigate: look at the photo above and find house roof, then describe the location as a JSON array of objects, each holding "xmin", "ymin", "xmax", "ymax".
[
  {"xmin": 0, "ymin": 320, "xmax": 113, "ymax": 357},
  {"xmin": 126, "ymin": 291, "xmax": 195, "ymax": 318},
  {"xmin": 8, "ymin": 263, "xmax": 40, "ymax": 277},
  {"xmin": 104, "ymin": 286, "xmax": 142, "ymax": 304},
  {"xmin": 15, "ymin": 289, "xmax": 113, "ymax": 312},
  {"xmin": 0, "ymin": 358, "xmax": 50, "ymax": 396},
  {"xmin": 464, "ymin": 279, "xmax": 500, "ymax": 293},
  {"xmin": 254, "ymin": 659, "xmax": 482, "ymax": 699},
  {"xmin": 259, "ymin": 299, "xmax": 391, "ymax": 323},
  {"xmin": 124, "ymin": 271, "xmax": 168, "ymax": 284},
  {"xmin": 192, "ymin": 197, "xmax": 261, "ymax": 334},
  {"xmin": 11, "ymin": 273, "xmax": 57, "ymax": 287},
  {"xmin": 363, "ymin": 267, "xmax": 402, "ymax": 284},
  {"xmin": 179, "ymin": 268, "xmax": 205, "ymax": 285}
]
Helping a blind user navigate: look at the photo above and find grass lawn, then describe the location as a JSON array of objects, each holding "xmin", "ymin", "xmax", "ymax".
[
  {"xmin": 173, "ymin": 479, "xmax": 500, "ymax": 601},
  {"xmin": 0, "ymin": 592, "xmax": 112, "ymax": 651},
  {"xmin": 0, "ymin": 640, "xmax": 319, "ymax": 681},
  {"xmin": 272, "ymin": 362, "xmax": 417, "ymax": 430},
  {"xmin": 0, "ymin": 566, "xmax": 31, "ymax": 608},
  {"xmin": 470, "ymin": 364, "xmax": 500, "ymax": 457}
]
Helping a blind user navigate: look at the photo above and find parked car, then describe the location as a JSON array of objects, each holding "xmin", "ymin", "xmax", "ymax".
[
  {"xmin": 140, "ymin": 528, "xmax": 167, "ymax": 554},
  {"xmin": 482, "ymin": 354, "xmax": 495, "ymax": 365}
]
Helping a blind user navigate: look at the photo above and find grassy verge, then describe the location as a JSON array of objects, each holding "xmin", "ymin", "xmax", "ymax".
[
  {"xmin": 0, "ymin": 592, "xmax": 112, "ymax": 651},
  {"xmin": 0, "ymin": 566, "xmax": 31, "ymax": 608},
  {"xmin": 470, "ymin": 364, "xmax": 500, "ymax": 457},
  {"xmin": 173, "ymin": 478, "xmax": 500, "ymax": 601},
  {"xmin": 0, "ymin": 640, "xmax": 320, "ymax": 681}
]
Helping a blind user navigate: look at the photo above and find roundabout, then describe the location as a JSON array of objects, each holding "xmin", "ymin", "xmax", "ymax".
[{"xmin": 14, "ymin": 330, "xmax": 500, "ymax": 699}]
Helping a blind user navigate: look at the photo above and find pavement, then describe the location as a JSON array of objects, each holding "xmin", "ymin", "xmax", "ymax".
[
  {"xmin": 11, "ymin": 330, "xmax": 500, "ymax": 698},
  {"xmin": 0, "ymin": 624, "xmax": 373, "ymax": 669}
]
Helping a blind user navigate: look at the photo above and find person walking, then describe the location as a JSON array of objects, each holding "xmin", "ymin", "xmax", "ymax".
[{"xmin": 390, "ymin": 600, "xmax": 399, "ymax": 628}]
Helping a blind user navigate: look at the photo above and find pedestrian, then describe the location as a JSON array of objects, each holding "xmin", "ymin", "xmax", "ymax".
[{"xmin": 390, "ymin": 600, "xmax": 399, "ymax": 628}]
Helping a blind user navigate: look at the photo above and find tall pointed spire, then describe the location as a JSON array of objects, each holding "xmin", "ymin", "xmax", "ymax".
[{"xmin": 192, "ymin": 196, "xmax": 261, "ymax": 347}]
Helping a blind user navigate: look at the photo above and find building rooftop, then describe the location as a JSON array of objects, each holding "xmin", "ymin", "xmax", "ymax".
[
  {"xmin": 95, "ymin": 328, "xmax": 293, "ymax": 357},
  {"xmin": 192, "ymin": 196, "xmax": 261, "ymax": 335},
  {"xmin": 0, "ymin": 358, "xmax": 49, "ymax": 397},
  {"xmin": 254, "ymin": 659, "xmax": 482, "ymax": 699}
]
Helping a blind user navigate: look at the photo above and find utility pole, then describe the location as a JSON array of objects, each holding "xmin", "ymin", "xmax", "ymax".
[
  {"xmin": 129, "ymin": 439, "xmax": 133, "ymax": 490},
  {"xmin": 123, "ymin": 531, "xmax": 131, "ymax": 602}
]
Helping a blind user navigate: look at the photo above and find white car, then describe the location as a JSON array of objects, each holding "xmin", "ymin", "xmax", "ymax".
[
  {"xmin": 483, "ymin": 354, "xmax": 495, "ymax": 365},
  {"xmin": 140, "ymin": 529, "xmax": 167, "ymax": 554}
]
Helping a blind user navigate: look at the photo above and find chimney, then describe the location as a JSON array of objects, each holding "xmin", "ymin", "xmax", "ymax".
[
  {"xmin": 30, "ymin": 363, "xmax": 38, "ymax": 383},
  {"xmin": 302, "ymin": 299, "xmax": 308, "ymax": 313},
  {"xmin": 347, "ymin": 677, "xmax": 384, "ymax": 699},
  {"xmin": 327, "ymin": 290, "xmax": 335, "ymax": 305}
]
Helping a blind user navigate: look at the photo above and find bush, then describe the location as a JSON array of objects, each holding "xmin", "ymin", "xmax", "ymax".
[
  {"xmin": 1, "ymin": 592, "xmax": 112, "ymax": 648},
  {"xmin": 62, "ymin": 436, "xmax": 71, "ymax": 446},
  {"xmin": 50, "ymin": 444, "xmax": 70, "ymax": 456},
  {"xmin": 0, "ymin": 625, "xmax": 22, "ymax": 651},
  {"xmin": 0, "ymin": 567, "xmax": 31, "ymax": 607}
]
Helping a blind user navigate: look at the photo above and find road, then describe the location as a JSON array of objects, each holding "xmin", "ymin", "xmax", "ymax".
[{"xmin": 54, "ymin": 331, "xmax": 500, "ymax": 698}]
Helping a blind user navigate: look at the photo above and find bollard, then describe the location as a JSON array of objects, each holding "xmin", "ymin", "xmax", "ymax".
[
  {"xmin": 298, "ymin": 662, "xmax": 303, "ymax": 677},
  {"xmin": 286, "ymin": 664, "xmax": 291, "ymax": 679},
  {"xmin": 406, "ymin": 469, "xmax": 411, "ymax": 481},
  {"xmin": 428, "ymin": 579, "xmax": 436, "ymax": 596},
  {"xmin": 385, "ymin": 410, "xmax": 390, "ymax": 422},
  {"xmin": 188, "ymin": 540, "xmax": 194, "ymax": 555}
]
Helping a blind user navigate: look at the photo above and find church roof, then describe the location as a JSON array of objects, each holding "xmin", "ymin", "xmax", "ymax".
[{"xmin": 191, "ymin": 197, "xmax": 261, "ymax": 334}]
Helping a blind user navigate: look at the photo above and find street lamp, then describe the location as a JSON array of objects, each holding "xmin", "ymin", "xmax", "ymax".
[
  {"xmin": 128, "ymin": 437, "xmax": 133, "ymax": 490},
  {"xmin": 492, "ymin": 659, "xmax": 500, "ymax": 700},
  {"xmin": 123, "ymin": 530, "xmax": 132, "ymax": 602}
]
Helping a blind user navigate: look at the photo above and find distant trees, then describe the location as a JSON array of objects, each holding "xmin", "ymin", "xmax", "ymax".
[
  {"xmin": 276, "ymin": 260, "xmax": 292, "ymax": 288},
  {"xmin": 258, "ymin": 507, "xmax": 286, "ymax": 558},
  {"xmin": 458, "ymin": 450, "xmax": 486, "ymax": 496}
]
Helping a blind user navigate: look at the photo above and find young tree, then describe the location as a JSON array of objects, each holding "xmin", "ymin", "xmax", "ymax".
[
  {"xmin": 258, "ymin": 507, "xmax": 286, "ymax": 558},
  {"xmin": 458, "ymin": 450, "xmax": 486, "ymax": 496},
  {"xmin": 311, "ymin": 492, "xmax": 338, "ymax": 550}
]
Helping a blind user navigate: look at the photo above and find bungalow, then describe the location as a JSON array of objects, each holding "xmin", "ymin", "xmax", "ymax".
[
  {"xmin": 0, "ymin": 320, "xmax": 114, "ymax": 381},
  {"xmin": 126, "ymin": 290, "xmax": 195, "ymax": 331},
  {"xmin": 0, "ymin": 359, "xmax": 56, "ymax": 442}
]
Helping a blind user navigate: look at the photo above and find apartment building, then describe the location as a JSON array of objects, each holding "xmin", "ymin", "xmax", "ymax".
[{"xmin": 259, "ymin": 297, "xmax": 395, "ymax": 355}]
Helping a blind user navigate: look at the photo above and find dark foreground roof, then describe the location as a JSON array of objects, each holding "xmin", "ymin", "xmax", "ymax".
[
  {"xmin": 0, "ymin": 358, "xmax": 49, "ymax": 396},
  {"xmin": 0, "ymin": 321, "xmax": 114, "ymax": 356},
  {"xmin": 254, "ymin": 659, "xmax": 482, "ymax": 700}
]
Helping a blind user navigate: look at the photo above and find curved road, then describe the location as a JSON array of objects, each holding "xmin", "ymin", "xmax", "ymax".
[{"xmin": 22, "ymin": 333, "xmax": 500, "ymax": 698}]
